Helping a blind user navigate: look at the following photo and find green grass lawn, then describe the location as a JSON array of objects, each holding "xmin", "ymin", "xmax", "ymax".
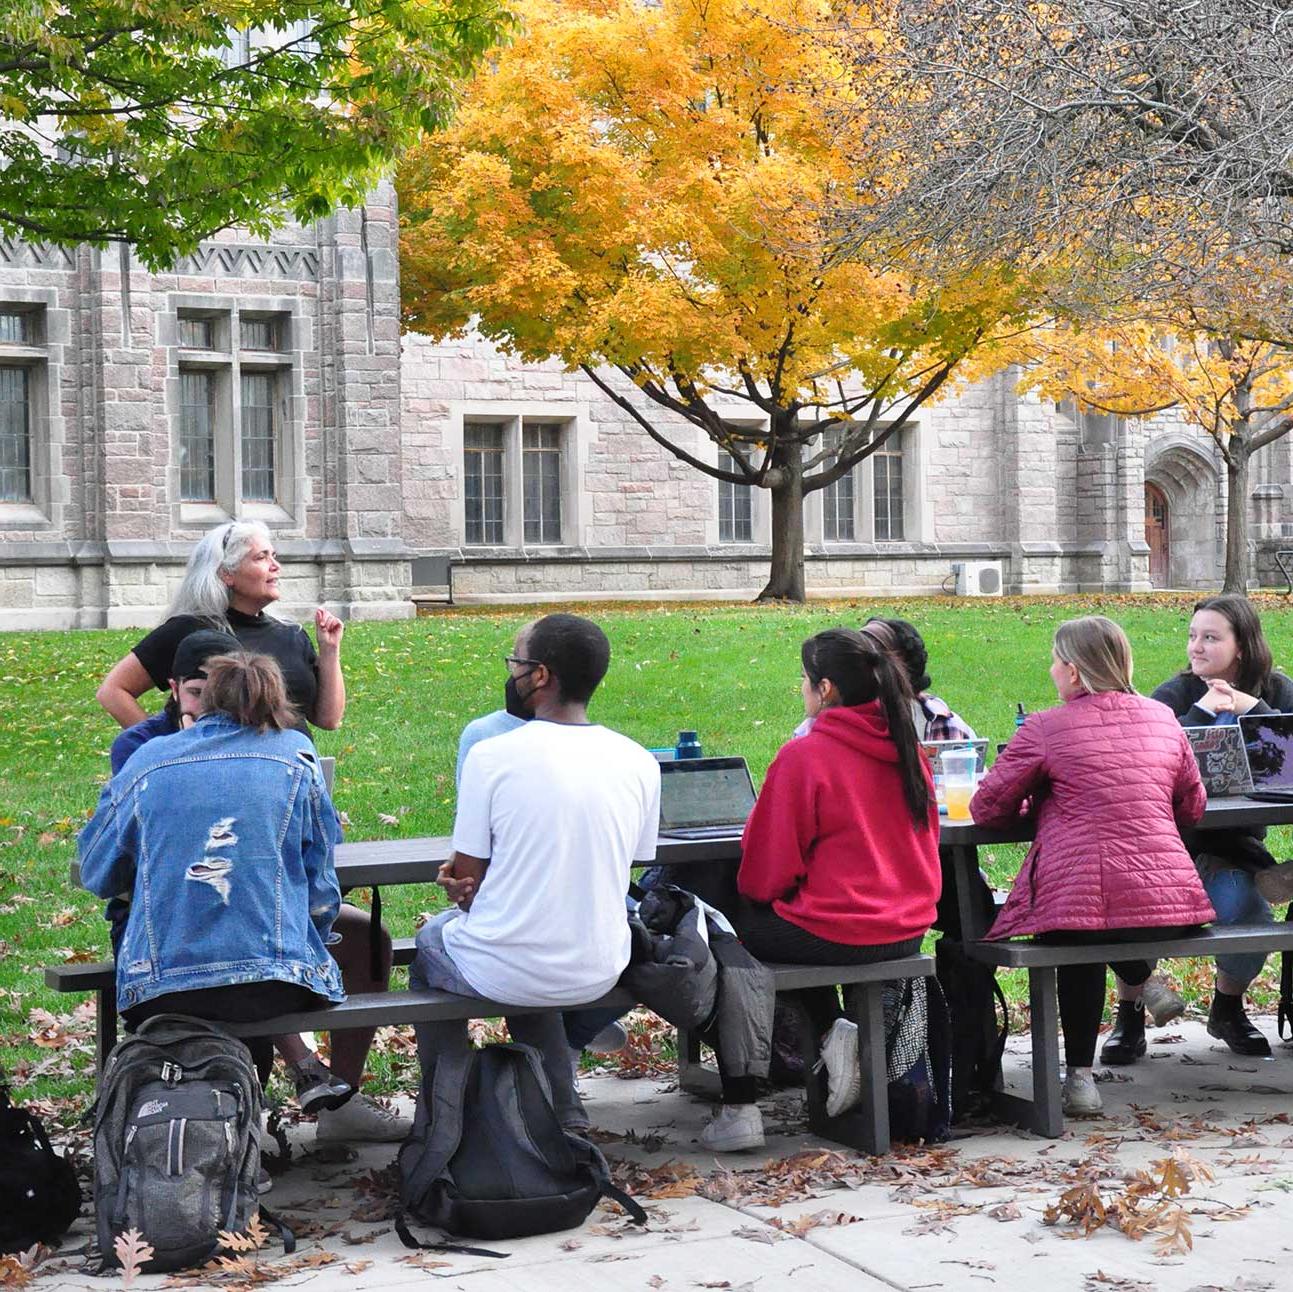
[{"xmin": 5, "ymin": 592, "xmax": 1293, "ymax": 1104}]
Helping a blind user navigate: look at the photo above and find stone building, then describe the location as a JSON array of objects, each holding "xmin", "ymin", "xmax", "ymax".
[
  {"xmin": 0, "ymin": 185, "xmax": 410, "ymax": 630},
  {"xmin": 1, "ymin": 196, "xmax": 1288, "ymax": 629},
  {"xmin": 400, "ymin": 331, "xmax": 1288, "ymax": 604}
]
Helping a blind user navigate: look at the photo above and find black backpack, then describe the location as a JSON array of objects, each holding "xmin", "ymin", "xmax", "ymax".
[
  {"xmin": 935, "ymin": 936, "xmax": 1009, "ymax": 1122},
  {"xmin": 884, "ymin": 977, "xmax": 953, "ymax": 1144},
  {"xmin": 398, "ymin": 1042, "xmax": 647, "ymax": 1244},
  {"xmin": 0, "ymin": 1075, "xmax": 82, "ymax": 1254}
]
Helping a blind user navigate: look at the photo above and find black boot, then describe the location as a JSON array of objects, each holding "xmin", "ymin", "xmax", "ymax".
[
  {"xmin": 1207, "ymin": 990, "xmax": 1272, "ymax": 1057},
  {"xmin": 1100, "ymin": 1001, "xmax": 1146, "ymax": 1066}
]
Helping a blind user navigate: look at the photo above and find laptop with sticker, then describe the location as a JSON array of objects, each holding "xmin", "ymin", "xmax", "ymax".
[
  {"xmin": 658, "ymin": 756, "xmax": 758, "ymax": 840},
  {"xmin": 1183, "ymin": 725, "xmax": 1253, "ymax": 797}
]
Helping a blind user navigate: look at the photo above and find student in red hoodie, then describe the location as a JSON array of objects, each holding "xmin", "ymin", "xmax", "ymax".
[{"xmin": 702, "ymin": 627, "xmax": 941, "ymax": 1152}]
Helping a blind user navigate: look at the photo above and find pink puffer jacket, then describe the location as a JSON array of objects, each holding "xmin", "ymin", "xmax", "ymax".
[{"xmin": 970, "ymin": 691, "xmax": 1214, "ymax": 939}]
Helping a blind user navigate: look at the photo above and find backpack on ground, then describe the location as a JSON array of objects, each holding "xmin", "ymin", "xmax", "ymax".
[
  {"xmin": 883, "ymin": 977, "xmax": 953, "ymax": 1144},
  {"xmin": 398, "ymin": 1042, "xmax": 647, "ymax": 1244},
  {"xmin": 935, "ymin": 935, "xmax": 1009, "ymax": 1122},
  {"xmin": 0, "ymin": 1074, "xmax": 81, "ymax": 1254},
  {"xmin": 92, "ymin": 1014, "xmax": 264, "ymax": 1273}
]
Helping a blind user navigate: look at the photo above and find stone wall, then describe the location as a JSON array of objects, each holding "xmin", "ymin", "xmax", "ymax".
[
  {"xmin": 400, "ymin": 336, "xmax": 1147, "ymax": 602},
  {"xmin": 0, "ymin": 187, "xmax": 413, "ymax": 629}
]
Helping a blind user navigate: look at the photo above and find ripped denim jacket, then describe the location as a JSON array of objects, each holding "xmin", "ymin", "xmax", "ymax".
[{"xmin": 79, "ymin": 712, "xmax": 345, "ymax": 1012}]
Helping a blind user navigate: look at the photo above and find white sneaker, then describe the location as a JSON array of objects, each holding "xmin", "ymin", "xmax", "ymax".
[
  {"xmin": 1139, "ymin": 976, "xmax": 1186, "ymax": 1028},
  {"xmin": 699, "ymin": 1104, "xmax": 765, "ymax": 1152},
  {"xmin": 1061, "ymin": 1069, "xmax": 1103, "ymax": 1117},
  {"xmin": 819, "ymin": 1018, "xmax": 862, "ymax": 1118},
  {"xmin": 315, "ymin": 1093, "xmax": 411, "ymax": 1143},
  {"xmin": 587, "ymin": 1021, "xmax": 628, "ymax": 1054}
]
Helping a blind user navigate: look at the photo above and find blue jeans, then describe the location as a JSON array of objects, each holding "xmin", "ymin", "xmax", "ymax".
[
  {"xmin": 1204, "ymin": 866, "xmax": 1273, "ymax": 987},
  {"xmin": 409, "ymin": 911, "xmax": 586, "ymax": 1128}
]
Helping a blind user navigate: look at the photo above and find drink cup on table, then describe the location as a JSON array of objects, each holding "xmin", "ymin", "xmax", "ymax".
[{"xmin": 942, "ymin": 747, "xmax": 978, "ymax": 822}]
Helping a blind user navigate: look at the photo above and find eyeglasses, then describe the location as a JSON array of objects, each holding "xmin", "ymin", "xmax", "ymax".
[
  {"xmin": 503, "ymin": 655, "xmax": 543, "ymax": 669},
  {"xmin": 221, "ymin": 524, "xmax": 235, "ymax": 552}
]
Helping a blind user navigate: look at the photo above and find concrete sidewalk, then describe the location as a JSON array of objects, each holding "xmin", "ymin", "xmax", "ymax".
[{"xmin": 30, "ymin": 1018, "xmax": 1293, "ymax": 1291}]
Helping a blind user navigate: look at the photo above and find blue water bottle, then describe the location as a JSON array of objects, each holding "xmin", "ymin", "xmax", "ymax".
[
  {"xmin": 1015, "ymin": 702, "xmax": 1026, "ymax": 730},
  {"xmin": 676, "ymin": 730, "xmax": 703, "ymax": 760}
]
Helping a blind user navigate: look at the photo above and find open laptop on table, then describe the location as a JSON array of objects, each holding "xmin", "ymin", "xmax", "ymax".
[
  {"xmin": 658, "ymin": 756, "xmax": 757, "ymax": 840},
  {"xmin": 1240, "ymin": 713, "xmax": 1293, "ymax": 802},
  {"xmin": 1183, "ymin": 725, "xmax": 1253, "ymax": 797}
]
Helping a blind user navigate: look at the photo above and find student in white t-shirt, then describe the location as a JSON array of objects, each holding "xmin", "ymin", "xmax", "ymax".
[{"xmin": 411, "ymin": 613, "xmax": 660, "ymax": 1129}]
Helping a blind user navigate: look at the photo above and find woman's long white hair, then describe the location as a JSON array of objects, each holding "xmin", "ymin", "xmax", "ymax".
[{"xmin": 164, "ymin": 521, "xmax": 275, "ymax": 625}]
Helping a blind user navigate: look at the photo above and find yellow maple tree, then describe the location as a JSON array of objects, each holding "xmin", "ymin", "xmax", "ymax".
[{"xmin": 399, "ymin": 0, "xmax": 1043, "ymax": 599}]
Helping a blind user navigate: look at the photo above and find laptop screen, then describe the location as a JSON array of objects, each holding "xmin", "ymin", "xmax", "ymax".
[
  {"xmin": 1183, "ymin": 725, "xmax": 1253, "ymax": 796},
  {"xmin": 1240, "ymin": 714, "xmax": 1293, "ymax": 790},
  {"xmin": 659, "ymin": 757, "xmax": 757, "ymax": 831}
]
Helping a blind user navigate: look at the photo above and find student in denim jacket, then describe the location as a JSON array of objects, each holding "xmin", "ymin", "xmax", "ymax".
[{"xmin": 80, "ymin": 652, "xmax": 346, "ymax": 1090}]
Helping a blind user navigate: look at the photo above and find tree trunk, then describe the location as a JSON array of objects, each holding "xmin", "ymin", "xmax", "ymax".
[
  {"xmin": 1221, "ymin": 434, "xmax": 1251, "ymax": 594},
  {"xmin": 757, "ymin": 442, "xmax": 806, "ymax": 601}
]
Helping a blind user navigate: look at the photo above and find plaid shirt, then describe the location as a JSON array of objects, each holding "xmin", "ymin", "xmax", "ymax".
[
  {"xmin": 919, "ymin": 693, "xmax": 977, "ymax": 742},
  {"xmin": 794, "ymin": 692, "xmax": 977, "ymax": 742}
]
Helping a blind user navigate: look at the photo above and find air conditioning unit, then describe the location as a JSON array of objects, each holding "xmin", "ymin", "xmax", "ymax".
[{"xmin": 953, "ymin": 560, "xmax": 1004, "ymax": 597}]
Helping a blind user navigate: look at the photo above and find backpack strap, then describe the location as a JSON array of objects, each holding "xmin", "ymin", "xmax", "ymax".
[
  {"xmin": 1280, "ymin": 903, "xmax": 1293, "ymax": 1040},
  {"xmin": 600, "ymin": 1182, "xmax": 649, "ymax": 1226},
  {"xmin": 990, "ymin": 978, "xmax": 1010, "ymax": 1066},
  {"xmin": 400, "ymin": 1047, "xmax": 474, "ymax": 1210},
  {"xmin": 564, "ymin": 1130, "xmax": 649, "ymax": 1226},
  {"xmin": 369, "ymin": 886, "xmax": 384, "ymax": 981},
  {"xmin": 393, "ymin": 1213, "xmax": 509, "ymax": 1258},
  {"xmin": 258, "ymin": 1206, "xmax": 296, "ymax": 1255}
]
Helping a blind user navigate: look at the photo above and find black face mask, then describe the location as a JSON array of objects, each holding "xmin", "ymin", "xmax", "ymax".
[{"xmin": 504, "ymin": 669, "xmax": 537, "ymax": 720}]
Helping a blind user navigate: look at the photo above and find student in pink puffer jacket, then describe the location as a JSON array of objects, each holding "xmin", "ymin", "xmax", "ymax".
[{"xmin": 969, "ymin": 616, "xmax": 1215, "ymax": 1116}]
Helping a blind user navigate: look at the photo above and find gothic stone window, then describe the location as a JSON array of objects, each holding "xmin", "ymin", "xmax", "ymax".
[
  {"xmin": 462, "ymin": 414, "xmax": 573, "ymax": 547},
  {"xmin": 0, "ymin": 307, "xmax": 43, "ymax": 504},
  {"xmin": 717, "ymin": 449, "xmax": 754, "ymax": 543},
  {"xmin": 873, "ymin": 442, "xmax": 904, "ymax": 541},
  {"xmin": 175, "ymin": 305, "xmax": 292, "ymax": 518}
]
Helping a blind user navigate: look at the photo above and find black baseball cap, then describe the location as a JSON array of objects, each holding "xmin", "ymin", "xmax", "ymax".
[{"xmin": 171, "ymin": 630, "xmax": 240, "ymax": 682}]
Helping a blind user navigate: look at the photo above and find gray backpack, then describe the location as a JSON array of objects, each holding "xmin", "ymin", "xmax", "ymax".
[
  {"xmin": 93, "ymin": 1015, "xmax": 264, "ymax": 1273},
  {"xmin": 398, "ymin": 1042, "xmax": 646, "ymax": 1244}
]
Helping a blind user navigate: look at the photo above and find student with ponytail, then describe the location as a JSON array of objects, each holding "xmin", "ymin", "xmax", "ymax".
[{"xmin": 700, "ymin": 628, "xmax": 942, "ymax": 1152}]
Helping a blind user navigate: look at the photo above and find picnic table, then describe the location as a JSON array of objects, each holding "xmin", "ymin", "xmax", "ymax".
[
  {"xmin": 58, "ymin": 797, "xmax": 1293, "ymax": 1145},
  {"xmin": 60, "ymin": 832, "xmax": 931, "ymax": 1154},
  {"xmin": 939, "ymin": 796, "xmax": 1293, "ymax": 1134}
]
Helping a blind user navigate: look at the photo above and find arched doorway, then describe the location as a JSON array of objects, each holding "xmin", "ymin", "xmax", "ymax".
[{"xmin": 1145, "ymin": 483, "xmax": 1170, "ymax": 587}]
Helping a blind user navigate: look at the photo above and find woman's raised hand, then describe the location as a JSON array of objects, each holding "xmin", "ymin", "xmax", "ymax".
[{"xmin": 314, "ymin": 607, "xmax": 344, "ymax": 654}]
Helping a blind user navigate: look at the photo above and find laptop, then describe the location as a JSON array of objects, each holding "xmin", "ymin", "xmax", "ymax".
[
  {"xmin": 1183, "ymin": 725, "xmax": 1253, "ymax": 797},
  {"xmin": 922, "ymin": 739, "xmax": 989, "ymax": 778},
  {"xmin": 658, "ymin": 756, "xmax": 757, "ymax": 839},
  {"xmin": 1240, "ymin": 714, "xmax": 1293, "ymax": 802}
]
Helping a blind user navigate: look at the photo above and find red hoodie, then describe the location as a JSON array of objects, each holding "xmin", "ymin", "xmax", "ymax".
[{"xmin": 738, "ymin": 701, "xmax": 941, "ymax": 945}]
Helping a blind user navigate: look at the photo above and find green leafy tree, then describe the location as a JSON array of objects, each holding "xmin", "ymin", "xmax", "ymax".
[{"xmin": 0, "ymin": 0, "xmax": 509, "ymax": 269}]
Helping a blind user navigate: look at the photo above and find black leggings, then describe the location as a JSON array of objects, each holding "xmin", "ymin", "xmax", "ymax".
[
  {"xmin": 720, "ymin": 902, "xmax": 923, "ymax": 1104},
  {"xmin": 1038, "ymin": 927, "xmax": 1201, "ymax": 1069},
  {"xmin": 122, "ymin": 982, "xmax": 330, "ymax": 1088}
]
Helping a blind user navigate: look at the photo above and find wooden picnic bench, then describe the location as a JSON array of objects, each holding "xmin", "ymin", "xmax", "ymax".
[
  {"xmin": 54, "ymin": 838, "xmax": 933, "ymax": 1155},
  {"xmin": 941, "ymin": 796, "xmax": 1293, "ymax": 1137}
]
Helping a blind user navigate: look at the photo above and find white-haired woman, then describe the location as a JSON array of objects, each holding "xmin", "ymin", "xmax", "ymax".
[
  {"xmin": 96, "ymin": 521, "xmax": 345, "ymax": 733},
  {"xmin": 93, "ymin": 523, "xmax": 405, "ymax": 1144}
]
